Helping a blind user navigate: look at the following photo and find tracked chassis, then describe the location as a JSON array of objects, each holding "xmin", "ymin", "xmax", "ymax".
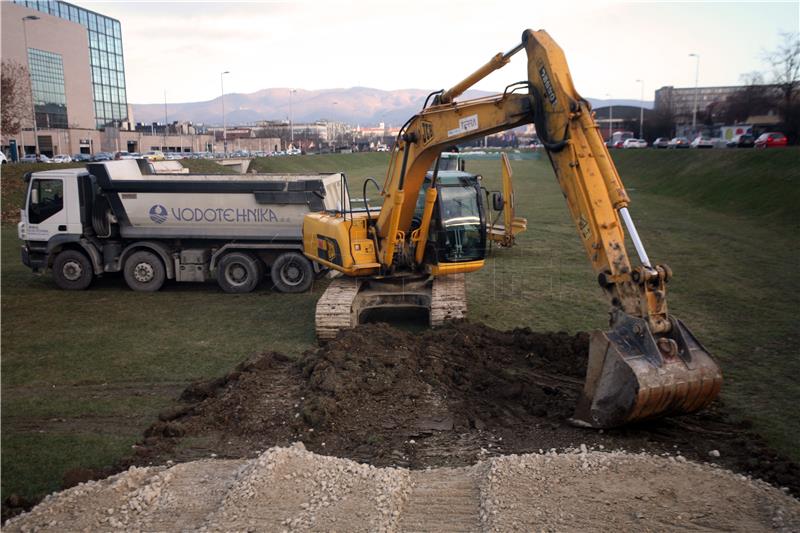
[{"xmin": 315, "ymin": 274, "xmax": 467, "ymax": 340}]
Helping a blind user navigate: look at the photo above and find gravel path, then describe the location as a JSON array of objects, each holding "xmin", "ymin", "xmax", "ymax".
[{"xmin": 7, "ymin": 443, "xmax": 799, "ymax": 532}]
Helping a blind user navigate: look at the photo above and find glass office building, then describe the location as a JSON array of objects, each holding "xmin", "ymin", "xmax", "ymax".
[
  {"xmin": 14, "ymin": 0, "xmax": 128, "ymax": 128},
  {"xmin": 27, "ymin": 48, "xmax": 69, "ymax": 128}
]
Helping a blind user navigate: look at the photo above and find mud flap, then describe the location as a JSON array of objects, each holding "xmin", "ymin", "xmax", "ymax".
[{"xmin": 572, "ymin": 313, "xmax": 722, "ymax": 428}]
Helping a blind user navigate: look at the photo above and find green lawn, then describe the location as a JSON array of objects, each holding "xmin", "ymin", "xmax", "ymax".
[{"xmin": 2, "ymin": 149, "xmax": 798, "ymax": 503}]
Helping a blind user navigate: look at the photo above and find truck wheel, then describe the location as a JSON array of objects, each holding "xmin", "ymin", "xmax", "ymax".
[
  {"xmin": 217, "ymin": 252, "xmax": 261, "ymax": 293},
  {"xmin": 124, "ymin": 250, "xmax": 166, "ymax": 292},
  {"xmin": 271, "ymin": 252, "xmax": 313, "ymax": 293},
  {"xmin": 52, "ymin": 250, "xmax": 93, "ymax": 290}
]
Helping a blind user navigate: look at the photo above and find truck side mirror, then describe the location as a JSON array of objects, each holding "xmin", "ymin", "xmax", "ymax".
[
  {"xmin": 492, "ymin": 192, "xmax": 504, "ymax": 211},
  {"xmin": 31, "ymin": 188, "xmax": 39, "ymax": 205}
]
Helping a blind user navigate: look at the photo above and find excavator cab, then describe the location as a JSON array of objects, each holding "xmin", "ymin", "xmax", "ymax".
[{"xmin": 413, "ymin": 173, "xmax": 487, "ymax": 266}]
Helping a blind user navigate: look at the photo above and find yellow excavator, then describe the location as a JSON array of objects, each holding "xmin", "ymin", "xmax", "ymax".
[{"xmin": 302, "ymin": 29, "xmax": 722, "ymax": 428}]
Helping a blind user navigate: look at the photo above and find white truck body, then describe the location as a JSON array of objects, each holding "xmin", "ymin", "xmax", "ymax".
[{"xmin": 18, "ymin": 160, "xmax": 349, "ymax": 293}]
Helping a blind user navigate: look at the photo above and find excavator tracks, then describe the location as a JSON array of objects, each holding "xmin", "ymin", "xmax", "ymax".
[
  {"xmin": 315, "ymin": 277, "xmax": 360, "ymax": 341},
  {"xmin": 314, "ymin": 274, "xmax": 467, "ymax": 340},
  {"xmin": 431, "ymin": 273, "xmax": 467, "ymax": 326}
]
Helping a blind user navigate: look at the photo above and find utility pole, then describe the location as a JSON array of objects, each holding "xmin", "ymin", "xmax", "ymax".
[
  {"xmin": 689, "ymin": 53, "xmax": 700, "ymax": 134},
  {"xmin": 605, "ymin": 93, "xmax": 613, "ymax": 143},
  {"xmin": 22, "ymin": 15, "xmax": 40, "ymax": 157},
  {"xmin": 636, "ymin": 80, "xmax": 644, "ymax": 139},
  {"xmin": 289, "ymin": 89, "xmax": 297, "ymax": 147},
  {"xmin": 163, "ymin": 89, "xmax": 168, "ymax": 151},
  {"xmin": 221, "ymin": 71, "xmax": 230, "ymax": 155}
]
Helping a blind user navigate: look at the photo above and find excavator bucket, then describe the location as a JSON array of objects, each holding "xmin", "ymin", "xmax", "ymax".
[{"xmin": 572, "ymin": 313, "xmax": 723, "ymax": 429}]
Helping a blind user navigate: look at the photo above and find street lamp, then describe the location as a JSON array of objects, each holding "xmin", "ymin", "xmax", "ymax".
[
  {"xmin": 221, "ymin": 70, "xmax": 229, "ymax": 154},
  {"xmin": 605, "ymin": 93, "xmax": 613, "ymax": 142},
  {"xmin": 289, "ymin": 89, "xmax": 297, "ymax": 147},
  {"xmin": 635, "ymin": 79, "xmax": 645, "ymax": 139},
  {"xmin": 689, "ymin": 53, "xmax": 700, "ymax": 133},
  {"xmin": 22, "ymin": 15, "xmax": 40, "ymax": 157}
]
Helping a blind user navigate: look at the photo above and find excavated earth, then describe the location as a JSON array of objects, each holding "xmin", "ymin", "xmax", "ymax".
[{"xmin": 6, "ymin": 321, "xmax": 800, "ymax": 529}]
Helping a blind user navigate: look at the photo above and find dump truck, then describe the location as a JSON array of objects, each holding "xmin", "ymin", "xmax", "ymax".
[{"xmin": 18, "ymin": 160, "xmax": 348, "ymax": 293}]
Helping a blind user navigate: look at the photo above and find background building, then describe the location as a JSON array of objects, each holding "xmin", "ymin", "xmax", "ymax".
[{"xmin": 11, "ymin": 0, "xmax": 129, "ymax": 128}]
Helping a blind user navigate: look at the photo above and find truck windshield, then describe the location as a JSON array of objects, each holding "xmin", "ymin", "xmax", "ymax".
[
  {"xmin": 28, "ymin": 179, "xmax": 64, "ymax": 224},
  {"xmin": 437, "ymin": 184, "xmax": 484, "ymax": 262}
]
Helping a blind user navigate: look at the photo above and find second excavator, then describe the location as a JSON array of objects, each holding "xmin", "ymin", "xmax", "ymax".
[{"xmin": 302, "ymin": 29, "xmax": 722, "ymax": 429}]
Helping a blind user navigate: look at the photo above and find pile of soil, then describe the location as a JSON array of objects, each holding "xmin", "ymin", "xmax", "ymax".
[{"xmin": 127, "ymin": 321, "xmax": 799, "ymax": 499}]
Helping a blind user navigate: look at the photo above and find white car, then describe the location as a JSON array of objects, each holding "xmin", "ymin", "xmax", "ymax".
[
  {"xmin": 0, "ymin": 152, "xmax": 7, "ymax": 164},
  {"xmin": 622, "ymin": 138, "xmax": 648, "ymax": 149},
  {"xmin": 51, "ymin": 154, "xmax": 72, "ymax": 163},
  {"xmin": 691, "ymin": 136, "xmax": 714, "ymax": 149}
]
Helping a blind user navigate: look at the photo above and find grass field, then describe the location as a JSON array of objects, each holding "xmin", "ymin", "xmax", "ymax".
[{"xmin": 2, "ymin": 148, "xmax": 798, "ymax": 504}]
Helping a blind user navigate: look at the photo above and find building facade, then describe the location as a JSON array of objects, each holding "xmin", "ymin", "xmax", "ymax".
[{"xmin": 11, "ymin": 0, "xmax": 129, "ymax": 128}]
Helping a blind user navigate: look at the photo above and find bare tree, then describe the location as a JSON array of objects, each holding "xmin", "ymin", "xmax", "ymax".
[
  {"xmin": 1, "ymin": 60, "xmax": 31, "ymax": 136},
  {"xmin": 719, "ymin": 72, "xmax": 776, "ymax": 124},
  {"xmin": 764, "ymin": 32, "xmax": 800, "ymax": 141}
]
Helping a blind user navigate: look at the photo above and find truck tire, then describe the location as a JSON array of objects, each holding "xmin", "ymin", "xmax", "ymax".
[
  {"xmin": 271, "ymin": 252, "xmax": 313, "ymax": 293},
  {"xmin": 52, "ymin": 250, "xmax": 93, "ymax": 290},
  {"xmin": 124, "ymin": 250, "xmax": 166, "ymax": 292},
  {"xmin": 217, "ymin": 252, "xmax": 261, "ymax": 293}
]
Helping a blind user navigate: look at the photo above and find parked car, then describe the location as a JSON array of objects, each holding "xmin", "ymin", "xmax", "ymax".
[
  {"xmin": 728, "ymin": 134, "xmax": 755, "ymax": 148},
  {"xmin": 668, "ymin": 137, "xmax": 690, "ymax": 149},
  {"xmin": 92, "ymin": 152, "xmax": 113, "ymax": 162},
  {"xmin": 143, "ymin": 150, "xmax": 165, "ymax": 161},
  {"xmin": 51, "ymin": 154, "xmax": 72, "ymax": 163},
  {"xmin": 0, "ymin": 152, "xmax": 7, "ymax": 164},
  {"xmin": 755, "ymin": 132, "xmax": 788, "ymax": 149},
  {"xmin": 691, "ymin": 136, "xmax": 714, "ymax": 149},
  {"xmin": 114, "ymin": 151, "xmax": 135, "ymax": 160},
  {"xmin": 623, "ymin": 138, "xmax": 648, "ymax": 149},
  {"xmin": 72, "ymin": 153, "xmax": 92, "ymax": 162},
  {"xmin": 652, "ymin": 137, "xmax": 670, "ymax": 149},
  {"xmin": 20, "ymin": 154, "xmax": 51, "ymax": 163},
  {"xmin": 710, "ymin": 138, "xmax": 728, "ymax": 149}
]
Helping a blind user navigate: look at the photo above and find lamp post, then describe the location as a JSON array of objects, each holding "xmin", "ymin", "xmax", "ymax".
[
  {"xmin": 163, "ymin": 89, "xmax": 168, "ymax": 151},
  {"xmin": 605, "ymin": 93, "xmax": 613, "ymax": 143},
  {"xmin": 689, "ymin": 53, "xmax": 700, "ymax": 134},
  {"xmin": 289, "ymin": 89, "xmax": 297, "ymax": 147},
  {"xmin": 22, "ymin": 15, "xmax": 40, "ymax": 157},
  {"xmin": 635, "ymin": 79, "xmax": 644, "ymax": 139},
  {"xmin": 220, "ymin": 71, "xmax": 229, "ymax": 154}
]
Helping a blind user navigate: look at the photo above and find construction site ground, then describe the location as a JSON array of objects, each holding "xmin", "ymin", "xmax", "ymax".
[{"xmin": 7, "ymin": 321, "xmax": 799, "ymax": 530}]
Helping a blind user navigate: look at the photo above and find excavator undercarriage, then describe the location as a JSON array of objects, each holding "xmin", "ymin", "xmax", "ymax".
[{"xmin": 315, "ymin": 274, "xmax": 466, "ymax": 341}]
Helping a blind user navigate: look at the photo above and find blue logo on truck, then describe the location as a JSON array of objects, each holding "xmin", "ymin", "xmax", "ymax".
[{"xmin": 149, "ymin": 204, "xmax": 168, "ymax": 224}]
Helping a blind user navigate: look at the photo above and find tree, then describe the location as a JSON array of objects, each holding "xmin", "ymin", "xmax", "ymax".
[
  {"xmin": 717, "ymin": 72, "xmax": 776, "ymax": 124},
  {"xmin": 764, "ymin": 32, "xmax": 800, "ymax": 142},
  {"xmin": 1, "ymin": 60, "xmax": 31, "ymax": 136}
]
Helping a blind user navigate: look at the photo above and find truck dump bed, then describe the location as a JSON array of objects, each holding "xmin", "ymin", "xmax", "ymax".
[{"xmin": 88, "ymin": 160, "xmax": 348, "ymax": 240}]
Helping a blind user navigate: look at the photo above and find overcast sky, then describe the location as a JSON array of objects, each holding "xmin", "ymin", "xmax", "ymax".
[{"xmin": 85, "ymin": 0, "xmax": 798, "ymax": 105}]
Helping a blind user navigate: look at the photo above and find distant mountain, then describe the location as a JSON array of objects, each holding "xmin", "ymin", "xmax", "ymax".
[{"xmin": 132, "ymin": 88, "xmax": 653, "ymax": 126}]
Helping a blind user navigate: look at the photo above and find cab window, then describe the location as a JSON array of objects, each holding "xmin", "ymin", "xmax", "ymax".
[{"xmin": 28, "ymin": 179, "xmax": 64, "ymax": 224}]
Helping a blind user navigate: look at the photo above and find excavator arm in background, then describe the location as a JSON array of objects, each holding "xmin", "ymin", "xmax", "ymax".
[
  {"xmin": 487, "ymin": 153, "xmax": 528, "ymax": 248},
  {"xmin": 303, "ymin": 29, "xmax": 722, "ymax": 429}
]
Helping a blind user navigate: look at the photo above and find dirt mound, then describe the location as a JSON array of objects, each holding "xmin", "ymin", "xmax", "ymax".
[
  {"xmin": 128, "ymin": 321, "xmax": 799, "ymax": 498},
  {"xmin": 7, "ymin": 445, "xmax": 799, "ymax": 532}
]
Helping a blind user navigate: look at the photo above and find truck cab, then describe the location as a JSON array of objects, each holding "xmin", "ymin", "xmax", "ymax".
[{"xmin": 19, "ymin": 168, "xmax": 93, "ymax": 273}]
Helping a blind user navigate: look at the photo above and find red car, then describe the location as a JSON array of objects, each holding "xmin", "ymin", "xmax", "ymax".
[{"xmin": 755, "ymin": 132, "xmax": 788, "ymax": 148}]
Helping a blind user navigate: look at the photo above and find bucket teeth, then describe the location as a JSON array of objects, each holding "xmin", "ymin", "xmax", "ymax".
[{"xmin": 572, "ymin": 313, "xmax": 722, "ymax": 428}]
